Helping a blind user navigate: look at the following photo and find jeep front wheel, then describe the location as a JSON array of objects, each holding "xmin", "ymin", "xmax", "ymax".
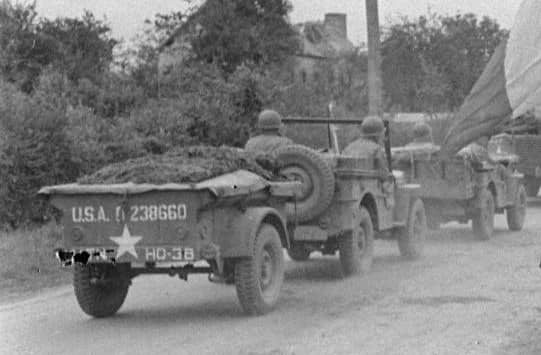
[
  {"xmin": 397, "ymin": 198, "xmax": 427, "ymax": 259},
  {"xmin": 73, "ymin": 264, "xmax": 130, "ymax": 318},
  {"xmin": 472, "ymin": 189, "xmax": 495, "ymax": 240},
  {"xmin": 525, "ymin": 177, "xmax": 540, "ymax": 197},
  {"xmin": 507, "ymin": 184, "xmax": 527, "ymax": 231},
  {"xmin": 338, "ymin": 206, "xmax": 374, "ymax": 276},
  {"xmin": 235, "ymin": 224, "xmax": 285, "ymax": 315}
]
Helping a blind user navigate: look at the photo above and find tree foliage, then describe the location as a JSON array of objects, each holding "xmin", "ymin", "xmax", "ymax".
[
  {"xmin": 184, "ymin": 0, "xmax": 299, "ymax": 73},
  {"xmin": 38, "ymin": 12, "xmax": 116, "ymax": 83},
  {"xmin": 381, "ymin": 12, "xmax": 508, "ymax": 112},
  {"xmin": 0, "ymin": 1, "xmax": 116, "ymax": 92}
]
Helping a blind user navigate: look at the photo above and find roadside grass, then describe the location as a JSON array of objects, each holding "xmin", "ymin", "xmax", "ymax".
[{"xmin": 0, "ymin": 223, "xmax": 71, "ymax": 302}]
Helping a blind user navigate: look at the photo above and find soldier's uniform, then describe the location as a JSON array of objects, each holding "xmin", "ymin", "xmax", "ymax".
[
  {"xmin": 245, "ymin": 110, "xmax": 293, "ymax": 154},
  {"xmin": 342, "ymin": 116, "xmax": 389, "ymax": 178}
]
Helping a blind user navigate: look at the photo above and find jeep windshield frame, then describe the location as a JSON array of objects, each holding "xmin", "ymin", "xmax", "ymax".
[{"xmin": 282, "ymin": 117, "xmax": 392, "ymax": 172}]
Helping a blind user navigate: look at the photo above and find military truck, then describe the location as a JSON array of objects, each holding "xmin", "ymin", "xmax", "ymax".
[
  {"xmin": 391, "ymin": 133, "xmax": 526, "ymax": 240},
  {"xmin": 40, "ymin": 171, "xmax": 300, "ymax": 317},
  {"xmin": 279, "ymin": 118, "xmax": 428, "ymax": 275},
  {"xmin": 500, "ymin": 112, "xmax": 541, "ymax": 197}
]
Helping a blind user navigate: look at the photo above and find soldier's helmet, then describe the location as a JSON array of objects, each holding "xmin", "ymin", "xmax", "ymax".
[
  {"xmin": 360, "ymin": 115, "xmax": 385, "ymax": 138},
  {"xmin": 412, "ymin": 121, "xmax": 433, "ymax": 142},
  {"xmin": 257, "ymin": 110, "xmax": 283, "ymax": 132}
]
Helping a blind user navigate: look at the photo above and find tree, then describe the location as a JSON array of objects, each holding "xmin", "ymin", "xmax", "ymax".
[
  {"xmin": 0, "ymin": 1, "xmax": 116, "ymax": 92},
  {"xmin": 38, "ymin": 11, "xmax": 116, "ymax": 84},
  {"xmin": 381, "ymin": 12, "xmax": 508, "ymax": 112},
  {"xmin": 186, "ymin": 0, "xmax": 299, "ymax": 73},
  {"xmin": 0, "ymin": 1, "xmax": 57, "ymax": 92}
]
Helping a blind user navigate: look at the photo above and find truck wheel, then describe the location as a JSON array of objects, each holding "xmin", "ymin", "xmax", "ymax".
[
  {"xmin": 472, "ymin": 189, "xmax": 495, "ymax": 240},
  {"xmin": 287, "ymin": 244, "xmax": 311, "ymax": 261},
  {"xmin": 397, "ymin": 198, "xmax": 427, "ymax": 259},
  {"xmin": 507, "ymin": 184, "xmax": 527, "ymax": 231},
  {"xmin": 274, "ymin": 145, "xmax": 335, "ymax": 222},
  {"xmin": 73, "ymin": 264, "xmax": 130, "ymax": 318},
  {"xmin": 525, "ymin": 178, "xmax": 540, "ymax": 197},
  {"xmin": 338, "ymin": 207, "xmax": 374, "ymax": 276},
  {"xmin": 235, "ymin": 224, "xmax": 285, "ymax": 315}
]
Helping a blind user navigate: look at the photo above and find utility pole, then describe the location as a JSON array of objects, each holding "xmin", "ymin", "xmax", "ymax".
[{"xmin": 365, "ymin": 0, "xmax": 383, "ymax": 116}]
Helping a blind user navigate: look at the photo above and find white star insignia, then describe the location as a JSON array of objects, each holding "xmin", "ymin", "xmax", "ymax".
[{"xmin": 110, "ymin": 224, "xmax": 143, "ymax": 259}]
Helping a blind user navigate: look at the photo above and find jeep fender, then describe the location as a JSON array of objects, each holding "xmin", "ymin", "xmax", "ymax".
[{"xmin": 216, "ymin": 207, "xmax": 290, "ymax": 258}]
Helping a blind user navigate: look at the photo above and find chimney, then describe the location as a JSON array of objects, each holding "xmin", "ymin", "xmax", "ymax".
[{"xmin": 324, "ymin": 13, "xmax": 347, "ymax": 39}]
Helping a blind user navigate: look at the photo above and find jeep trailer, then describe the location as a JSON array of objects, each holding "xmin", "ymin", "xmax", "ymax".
[{"xmin": 39, "ymin": 170, "xmax": 300, "ymax": 317}]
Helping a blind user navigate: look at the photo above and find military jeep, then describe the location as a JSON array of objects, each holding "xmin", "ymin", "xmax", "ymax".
[
  {"xmin": 279, "ymin": 117, "xmax": 428, "ymax": 276},
  {"xmin": 391, "ymin": 133, "xmax": 526, "ymax": 240}
]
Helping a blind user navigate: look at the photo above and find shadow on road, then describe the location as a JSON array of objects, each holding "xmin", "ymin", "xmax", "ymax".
[{"xmin": 89, "ymin": 298, "xmax": 245, "ymax": 324}]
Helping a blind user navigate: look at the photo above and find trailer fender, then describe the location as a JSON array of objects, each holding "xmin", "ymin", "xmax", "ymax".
[{"xmin": 218, "ymin": 207, "xmax": 290, "ymax": 258}]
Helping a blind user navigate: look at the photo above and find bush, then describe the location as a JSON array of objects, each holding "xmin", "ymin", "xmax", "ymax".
[
  {"xmin": 0, "ymin": 81, "xmax": 78, "ymax": 227},
  {"xmin": 0, "ymin": 223, "xmax": 70, "ymax": 297}
]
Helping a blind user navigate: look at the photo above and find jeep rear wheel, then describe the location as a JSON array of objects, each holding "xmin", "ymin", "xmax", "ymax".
[
  {"xmin": 397, "ymin": 198, "xmax": 427, "ymax": 259},
  {"xmin": 507, "ymin": 184, "xmax": 527, "ymax": 231},
  {"xmin": 235, "ymin": 224, "xmax": 285, "ymax": 315},
  {"xmin": 73, "ymin": 264, "xmax": 130, "ymax": 318},
  {"xmin": 338, "ymin": 206, "xmax": 374, "ymax": 276},
  {"xmin": 472, "ymin": 189, "xmax": 495, "ymax": 240}
]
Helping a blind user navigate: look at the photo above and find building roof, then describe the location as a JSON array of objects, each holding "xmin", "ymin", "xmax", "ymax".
[
  {"xmin": 295, "ymin": 21, "xmax": 355, "ymax": 59},
  {"xmin": 159, "ymin": 9, "xmax": 355, "ymax": 61}
]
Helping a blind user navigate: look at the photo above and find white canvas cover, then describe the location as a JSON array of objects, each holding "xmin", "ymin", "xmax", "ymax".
[
  {"xmin": 441, "ymin": 0, "xmax": 541, "ymax": 156},
  {"xmin": 504, "ymin": 0, "xmax": 541, "ymax": 118}
]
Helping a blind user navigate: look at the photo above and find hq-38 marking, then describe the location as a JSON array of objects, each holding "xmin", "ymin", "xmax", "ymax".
[
  {"xmin": 71, "ymin": 204, "xmax": 187, "ymax": 223},
  {"xmin": 144, "ymin": 247, "xmax": 195, "ymax": 261}
]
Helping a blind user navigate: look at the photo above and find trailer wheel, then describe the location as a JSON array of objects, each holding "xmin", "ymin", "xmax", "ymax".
[
  {"xmin": 338, "ymin": 207, "xmax": 374, "ymax": 276},
  {"xmin": 472, "ymin": 189, "xmax": 495, "ymax": 240},
  {"xmin": 235, "ymin": 224, "xmax": 285, "ymax": 315},
  {"xmin": 507, "ymin": 184, "xmax": 527, "ymax": 231},
  {"xmin": 274, "ymin": 145, "xmax": 335, "ymax": 222},
  {"xmin": 73, "ymin": 264, "xmax": 130, "ymax": 318},
  {"xmin": 287, "ymin": 244, "xmax": 311, "ymax": 261},
  {"xmin": 397, "ymin": 198, "xmax": 427, "ymax": 259}
]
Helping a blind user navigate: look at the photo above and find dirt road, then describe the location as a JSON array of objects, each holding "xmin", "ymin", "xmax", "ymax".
[{"xmin": 2, "ymin": 202, "xmax": 541, "ymax": 355}]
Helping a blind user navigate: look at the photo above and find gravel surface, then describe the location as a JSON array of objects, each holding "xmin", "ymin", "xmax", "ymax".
[{"xmin": 2, "ymin": 200, "xmax": 541, "ymax": 355}]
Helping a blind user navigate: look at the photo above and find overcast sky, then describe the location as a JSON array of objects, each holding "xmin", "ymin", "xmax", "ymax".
[{"xmin": 34, "ymin": 0, "xmax": 522, "ymax": 45}]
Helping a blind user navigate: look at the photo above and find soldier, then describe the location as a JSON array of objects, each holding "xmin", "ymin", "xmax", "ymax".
[
  {"xmin": 458, "ymin": 136, "xmax": 493, "ymax": 166},
  {"xmin": 405, "ymin": 121, "xmax": 440, "ymax": 158},
  {"xmin": 408, "ymin": 121, "xmax": 434, "ymax": 146},
  {"xmin": 244, "ymin": 109, "xmax": 293, "ymax": 154},
  {"xmin": 343, "ymin": 115, "xmax": 390, "ymax": 178}
]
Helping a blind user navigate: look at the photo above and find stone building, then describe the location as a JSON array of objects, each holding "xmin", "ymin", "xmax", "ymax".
[
  {"xmin": 157, "ymin": 12, "xmax": 356, "ymax": 80},
  {"xmin": 293, "ymin": 13, "xmax": 356, "ymax": 82}
]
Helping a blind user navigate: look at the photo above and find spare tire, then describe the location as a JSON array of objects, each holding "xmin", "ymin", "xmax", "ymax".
[{"xmin": 274, "ymin": 144, "xmax": 335, "ymax": 222}]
